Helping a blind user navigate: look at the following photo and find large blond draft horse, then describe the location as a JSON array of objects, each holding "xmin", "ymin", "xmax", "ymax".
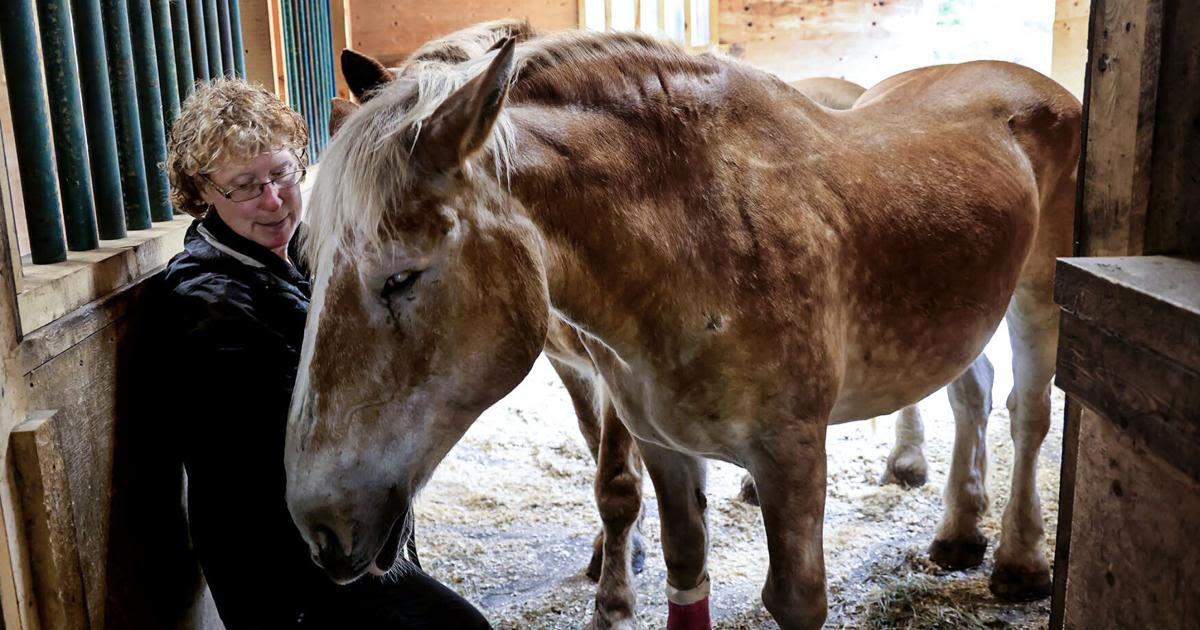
[
  {"xmin": 286, "ymin": 28, "xmax": 1079, "ymax": 629},
  {"xmin": 330, "ymin": 20, "xmax": 929, "ymax": 600}
]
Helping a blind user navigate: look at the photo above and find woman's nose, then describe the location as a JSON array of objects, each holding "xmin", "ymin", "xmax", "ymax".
[{"xmin": 258, "ymin": 182, "xmax": 284, "ymax": 210}]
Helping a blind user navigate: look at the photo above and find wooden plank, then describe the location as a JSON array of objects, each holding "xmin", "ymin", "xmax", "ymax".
[
  {"xmin": 1054, "ymin": 256, "xmax": 1200, "ymax": 372},
  {"xmin": 267, "ymin": 0, "xmax": 288, "ymax": 103},
  {"xmin": 330, "ymin": 0, "xmax": 350, "ymax": 99},
  {"xmin": 15, "ymin": 217, "xmax": 189, "ymax": 334},
  {"xmin": 0, "ymin": 77, "xmax": 34, "ymax": 629},
  {"xmin": 683, "ymin": 0, "xmax": 692, "ymax": 46},
  {"xmin": 1051, "ymin": 0, "xmax": 1090, "ymax": 99},
  {"xmin": 604, "ymin": 0, "xmax": 612, "ymax": 31},
  {"xmin": 708, "ymin": 0, "xmax": 718, "ymax": 46},
  {"xmin": 238, "ymin": 0, "xmax": 276, "ymax": 90},
  {"xmin": 1056, "ymin": 311, "xmax": 1200, "ymax": 482},
  {"xmin": 1063, "ymin": 408, "xmax": 1200, "ymax": 627},
  {"xmin": 1144, "ymin": 0, "xmax": 1200, "ymax": 256},
  {"xmin": 11, "ymin": 411, "xmax": 89, "ymax": 630},
  {"xmin": 1076, "ymin": 0, "xmax": 1163, "ymax": 256},
  {"xmin": 346, "ymin": 0, "xmax": 577, "ymax": 66},
  {"xmin": 657, "ymin": 0, "xmax": 665, "ymax": 37}
]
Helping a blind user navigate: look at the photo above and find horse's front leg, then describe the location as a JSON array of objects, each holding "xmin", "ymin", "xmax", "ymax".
[
  {"xmin": 745, "ymin": 420, "xmax": 829, "ymax": 630},
  {"xmin": 636, "ymin": 439, "xmax": 711, "ymax": 630},
  {"xmin": 589, "ymin": 394, "xmax": 643, "ymax": 629}
]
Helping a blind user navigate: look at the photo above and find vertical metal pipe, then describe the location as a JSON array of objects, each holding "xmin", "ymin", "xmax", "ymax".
[
  {"xmin": 229, "ymin": 0, "xmax": 245, "ymax": 78},
  {"xmin": 37, "ymin": 0, "xmax": 99, "ymax": 250},
  {"xmin": 71, "ymin": 0, "xmax": 127, "ymax": 239},
  {"xmin": 171, "ymin": 0, "xmax": 196, "ymax": 99},
  {"xmin": 101, "ymin": 0, "xmax": 153, "ymax": 230},
  {"xmin": 297, "ymin": 0, "xmax": 311, "ymax": 155},
  {"xmin": 317, "ymin": 0, "xmax": 331, "ymax": 154},
  {"xmin": 216, "ymin": 0, "xmax": 234, "ymax": 78},
  {"xmin": 187, "ymin": 0, "xmax": 209, "ymax": 81},
  {"xmin": 0, "ymin": 0, "xmax": 67, "ymax": 262},
  {"xmin": 151, "ymin": 0, "xmax": 181, "ymax": 132},
  {"xmin": 128, "ymin": 0, "xmax": 173, "ymax": 221},
  {"xmin": 203, "ymin": 0, "xmax": 223, "ymax": 77}
]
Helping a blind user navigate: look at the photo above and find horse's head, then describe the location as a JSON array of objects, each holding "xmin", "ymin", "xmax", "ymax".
[{"xmin": 286, "ymin": 39, "xmax": 548, "ymax": 583}]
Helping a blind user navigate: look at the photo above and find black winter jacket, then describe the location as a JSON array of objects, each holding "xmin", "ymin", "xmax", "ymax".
[{"xmin": 162, "ymin": 213, "xmax": 320, "ymax": 626}]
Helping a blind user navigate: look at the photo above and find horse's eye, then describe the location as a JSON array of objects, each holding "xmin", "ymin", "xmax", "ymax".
[{"xmin": 381, "ymin": 270, "xmax": 421, "ymax": 299}]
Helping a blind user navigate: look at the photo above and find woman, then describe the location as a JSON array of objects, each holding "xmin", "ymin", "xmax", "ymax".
[{"xmin": 162, "ymin": 79, "xmax": 489, "ymax": 629}]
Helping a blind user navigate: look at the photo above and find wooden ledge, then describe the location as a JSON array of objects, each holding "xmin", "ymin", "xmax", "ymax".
[
  {"xmin": 1054, "ymin": 255, "xmax": 1200, "ymax": 481},
  {"xmin": 15, "ymin": 218, "xmax": 193, "ymax": 336}
]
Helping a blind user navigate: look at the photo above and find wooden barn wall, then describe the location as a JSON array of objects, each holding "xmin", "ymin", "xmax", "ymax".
[
  {"xmin": 718, "ymin": 0, "xmax": 927, "ymax": 85},
  {"xmin": 345, "ymin": 0, "xmax": 578, "ymax": 67},
  {"xmin": 20, "ymin": 280, "xmax": 218, "ymax": 629},
  {"xmin": 1053, "ymin": 0, "xmax": 1090, "ymax": 98}
]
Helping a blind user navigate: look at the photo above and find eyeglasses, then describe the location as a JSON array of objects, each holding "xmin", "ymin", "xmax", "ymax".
[{"xmin": 203, "ymin": 167, "xmax": 306, "ymax": 203}]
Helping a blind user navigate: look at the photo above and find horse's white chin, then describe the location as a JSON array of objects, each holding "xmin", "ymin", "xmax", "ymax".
[{"xmin": 366, "ymin": 564, "xmax": 390, "ymax": 577}]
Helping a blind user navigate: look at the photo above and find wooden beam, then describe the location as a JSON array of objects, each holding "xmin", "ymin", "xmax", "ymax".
[
  {"xmin": 330, "ymin": 0, "xmax": 350, "ymax": 99},
  {"xmin": 683, "ymin": 0, "xmax": 692, "ymax": 46},
  {"xmin": 604, "ymin": 0, "xmax": 612, "ymax": 31},
  {"xmin": 709, "ymin": 0, "xmax": 718, "ymax": 46},
  {"xmin": 657, "ymin": 0, "xmax": 665, "ymax": 37},
  {"xmin": 1077, "ymin": 0, "xmax": 1163, "ymax": 256},
  {"xmin": 0, "ymin": 95, "xmax": 33, "ymax": 630},
  {"xmin": 11, "ymin": 411, "xmax": 88, "ymax": 630},
  {"xmin": 267, "ymin": 0, "xmax": 287, "ymax": 103}
]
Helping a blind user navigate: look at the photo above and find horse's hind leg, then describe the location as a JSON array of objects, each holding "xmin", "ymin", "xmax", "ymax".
[
  {"xmin": 881, "ymin": 405, "xmax": 928, "ymax": 487},
  {"xmin": 989, "ymin": 137, "xmax": 1074, "ymax": 600},
  {"xmin": 930, "ymin": 354, "xmax": 995, "ymax": 569},
  {"xmin": 637, "ymin": 440, "xmax": 712, "ymax": 629},
  {"xmin": 989, "ymin": 285, "xmax": 1058, "ymax": 600}
]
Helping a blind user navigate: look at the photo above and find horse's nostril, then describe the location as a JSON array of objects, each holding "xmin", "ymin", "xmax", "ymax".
[{"xmin": 313, "ymin": 525, "xmax": 343, "ymax": 561}]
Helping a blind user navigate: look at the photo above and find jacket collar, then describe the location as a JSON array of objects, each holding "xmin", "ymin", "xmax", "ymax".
[{"xmin": 196, "ymin": 212, "xmax": 310, "ymax": 283}]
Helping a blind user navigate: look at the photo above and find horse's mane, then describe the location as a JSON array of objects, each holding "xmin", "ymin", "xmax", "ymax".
[{"xmin": 306, "ymin": 29, "xmax": 718, "ymax": 265}]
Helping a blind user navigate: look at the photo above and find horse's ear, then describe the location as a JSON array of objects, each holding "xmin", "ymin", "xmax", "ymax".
[
  {"xmin": 342, "ymin": 48, "xmax": 394, "ymax": 102},
  {"xmin": 329, "ymin": 97, "xmax": 359, "ymax": 137},
  {"xmin": 416, "ymin": 37, "xmax": 516, "ymax": 175}
]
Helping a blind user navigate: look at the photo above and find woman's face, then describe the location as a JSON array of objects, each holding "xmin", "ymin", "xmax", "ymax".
[{"xmin": 200, "ymin": 148, "xmax": 303, "ymax": 258}]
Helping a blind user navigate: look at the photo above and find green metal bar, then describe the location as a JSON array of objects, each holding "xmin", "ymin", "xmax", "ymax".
[
  {"xmin": 216, "ymin": 0, "xmax": 234, "ymax": 78},
  {"xmin": 71, "ymin": 0, "xmax": 127, "ymax": 239},
  {"xmin": 151, "ymin": 0, "xmax": 181, "ymax": 133},
  {"xmin": 280, "ymin": 0, "xmax": 298, "ymax": 117},
  {"xmin": 317, "ymin": 0, "xmax": 332, "ymax": 155},
  {"xmin": 187, "ymin": 0, "xmax": 209, "ymax": 81},
  {"xmin": 0, "ymin": 0, "xmax": 67, "ymax": 262},
  {"xmin": 129, "ymin": 0, "xmax": 173, "ymax": 222},
  {"xmin": 101, "ymin": 0, "xmax": 153, "ymax": 230},
  {"xmin": 171, "ymin": 0, "xmax": 196, "ymax": 99},
  {"xmin": 203, "ymin": 0, "xmax": 223, "ymax": 77},
  {"xmin": 229, "ymin": 0, "xmax": 245, "ymax": 78},
  {"xmin": 298, "ymin": 0, "xmax": 315, "ymax": 159},
  {"xmin": 38, "ymin": 0, "xmax": 99, "ymax": 250}
]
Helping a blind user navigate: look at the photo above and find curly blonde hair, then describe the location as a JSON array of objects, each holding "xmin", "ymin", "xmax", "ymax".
[{"xmin": 166, "ymin": 79, "xmax": 309, "ymax": 217}]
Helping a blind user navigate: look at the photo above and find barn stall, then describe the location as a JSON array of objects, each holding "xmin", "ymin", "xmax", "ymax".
[{"xmin": 0, "ymin": 0, "xmax": 1194, "ymax": 628}]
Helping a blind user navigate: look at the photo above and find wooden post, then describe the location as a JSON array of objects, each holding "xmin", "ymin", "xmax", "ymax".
[
  {"xmin": 11, "ymin": 411, "xmax": 88, "ymax": 630},
  {"xmin": 1076, "ymin": 0, "xmax": 1163, "ymax": 257},
  {"xmin": 329, "ymin": 0, "xmax": 349, "ymax": 99},
  {"xmin": 0, "ymin": 106, "xmax": 34, "ymax": 630}
]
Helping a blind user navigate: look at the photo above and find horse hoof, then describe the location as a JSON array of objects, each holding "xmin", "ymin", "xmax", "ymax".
[
  {"xmin": 631, "ymin": 530, "xmax": 646, "ymax": 575},
  {"xmin": 928, "ymin": 535, "xmax": 988, "ymax": 570},
  {"xmin": 882, "ymin": 450, "xmax": 928, "ymax": 488},
  {"xmin": 737, "ymin": 474, "xmax": 760, "ymax": 506},
  {"xmin": 989, "ymin": 564, "xmax": 1052, "ymax": 601}
]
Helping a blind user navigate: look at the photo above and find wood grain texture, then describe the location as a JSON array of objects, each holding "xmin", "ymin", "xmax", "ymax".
[
  {"xmin": 346, "ymin": 0, "xmax": 577, "ymax": 66},
  {"xmin": 1077, "ymin": 0, "xmax": 1162, "ymax": 256},
  {"xmin": 11, "ymin": 411, "xmax": 88, "ymax": 630},
  {"xmin": 1144, "ymin": 0, "xmax": 1200, "ymax": 256},
  {"xmin": 1063, "ymin": 410, "xmax": 1200, "ymax": 629}
]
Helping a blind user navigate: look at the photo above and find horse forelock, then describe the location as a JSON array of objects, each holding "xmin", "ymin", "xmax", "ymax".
[{"xmin": 304, "ymin": 29, "xmax": 717, "ymax": 270}]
